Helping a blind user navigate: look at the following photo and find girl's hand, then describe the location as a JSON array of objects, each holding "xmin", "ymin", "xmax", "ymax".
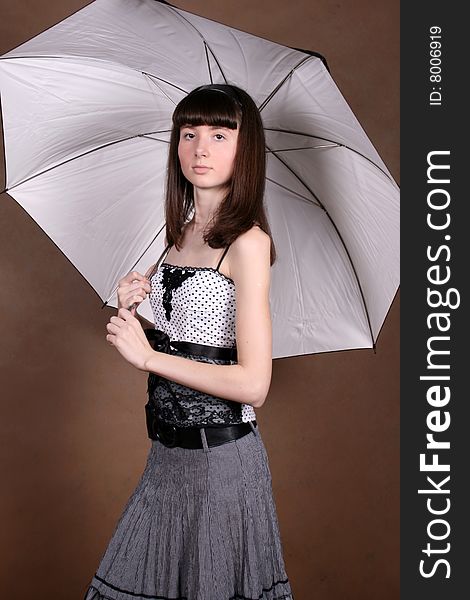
[
  {"xmin": 105, "ymin": 308, "xmax": 154, "ymax": 372},
  {"xmin": 117, "ymin": 270, "xmax": 152, "ymax": 316}
]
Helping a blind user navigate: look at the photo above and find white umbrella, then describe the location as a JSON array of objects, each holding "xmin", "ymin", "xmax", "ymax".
[{"xmin": 0, "ymin": 0, "xmax": 399, "ymax": 359}]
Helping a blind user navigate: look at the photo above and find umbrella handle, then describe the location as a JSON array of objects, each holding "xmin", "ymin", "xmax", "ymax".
[{"xmin": 127, "ymin": 243, "xmax": 172, "ymax": 315}]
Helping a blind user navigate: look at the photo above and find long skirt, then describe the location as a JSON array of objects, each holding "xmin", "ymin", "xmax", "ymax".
[{"xmin": 83, "ymin": 422, "xmax": 294, "ymax": 600}]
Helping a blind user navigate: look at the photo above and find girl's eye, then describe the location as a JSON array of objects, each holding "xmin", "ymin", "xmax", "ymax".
[
  {"xmin": 214, "ymin": 134, "xmax": 225, "ymax": 140},
  {"xmin": 183, "ymin": 132, "xmax": 195, "ymax": 139}
]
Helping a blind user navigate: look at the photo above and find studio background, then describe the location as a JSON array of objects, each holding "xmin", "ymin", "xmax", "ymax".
[{"xmin": 0, "ymin": 1, "xmax": 399, "ymax": 598}]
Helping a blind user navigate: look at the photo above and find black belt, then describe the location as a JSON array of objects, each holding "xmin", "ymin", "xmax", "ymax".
[
  {"xmin": 148, "ymin": 418, "xmax": 257, "ymax": 449},
  {"xmin": 144, "ymin": 328, "xmax": 237, "ymax": 361},
  {"xmin": 144, "ymin": 328, "xmax": 245, "ymax": 446}
]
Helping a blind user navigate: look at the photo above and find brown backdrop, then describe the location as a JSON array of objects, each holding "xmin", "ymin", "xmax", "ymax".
[{"xmin": 0, "ymin": 1, "xmax": 399, "ymax": 598}]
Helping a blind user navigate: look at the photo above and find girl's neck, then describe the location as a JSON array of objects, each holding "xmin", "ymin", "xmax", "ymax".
[{"xmin": 191, "ymin": 187, "xmax": 226, "ymax": 231}]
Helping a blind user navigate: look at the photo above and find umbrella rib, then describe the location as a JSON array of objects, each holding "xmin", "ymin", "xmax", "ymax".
[
  {"xmin": 204, "ymin": 41, "xmax": 229, "ymax": 84},
  {"xmin": 164, "ymin": 3, "xmax": 207, "ymax": 40},
  {"xmin": 265, "ymin": 176, "xmax": 317, "ymax": 206},
  {"xmin": 164, "ymin": 4, "xmax": 228, "ymax": 84},
  {"xmin": 265, "ymin": 127, "xmax": 397, "ymax": 185},
  {"xmin": 0, "ymin": 91, "xmax": 5, "ymax": 194},
  {"xmin": 142, "ymin": 72, "xmax": 188, "ymax": 99},
  {"xmin": 140, "ymin": 129, "xmax": 172, "ymax": 135},
  {"xmin": 203, "ymin": 43, "xmax": 213, "ymax": 83},
  {"xmin": 266, "ymin": 143, "xmax": 339, "ymax": 153},
  {"xmin": 267, "ymin": 143, "xmax": 323, "ymax": 208},
  {"xmin": 322, "ymin": 215, "xmax": 375, "ymax": 349},
  {"xmin": 102, "ymin": 222, "xmax": 167, "ymax": 308},
  {"xmin": 1, "ymin": 55, "xmax": 190, "ymax": 100},
  {"xmin": 0, "ymin": 185, "xmax": 117, "ymax": 307},
  {"xmin": 3, "ymin": 132, "xmax": 171, "ymax": 193},
  {"xmin": 268, "ymin": 145, "xmax": 375, "ymax": 348},
  {"xmin": 258, "ymin": 54, "xmax": 314, "ymax": 113},
  {"xmin": 141, "ymin": 135, "xmax": 170, "ymax": 144}
]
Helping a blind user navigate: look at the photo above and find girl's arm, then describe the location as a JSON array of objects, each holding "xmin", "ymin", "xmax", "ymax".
[{"xmin": 144, "ymin": 227, "xmax": 272, "ymax": 408}]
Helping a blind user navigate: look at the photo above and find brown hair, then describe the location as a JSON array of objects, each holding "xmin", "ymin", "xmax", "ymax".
[{"xmin": 164, "ymin": 83, "xmax": 276, "ymax": 265}]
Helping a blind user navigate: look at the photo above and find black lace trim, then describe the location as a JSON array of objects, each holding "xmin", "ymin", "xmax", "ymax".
[
  {"xmin": 161, "ymin": 262, "xmax": 235, "ymax": 284},
  {"xmin": 84, "ymin": 573, "xmax": 292, "ymax": 600},
  {"xmin": 160, "ymin": 266, "xmax": 196, "ymax": 321},
  {"xmin": 147, "ymin": 348, "xmax": 246, "ymax": 427}
]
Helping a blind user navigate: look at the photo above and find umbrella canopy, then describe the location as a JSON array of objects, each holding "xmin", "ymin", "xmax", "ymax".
[{"xmin": 0, "ymin": 0, "xmax": 399, "ymax": 359}]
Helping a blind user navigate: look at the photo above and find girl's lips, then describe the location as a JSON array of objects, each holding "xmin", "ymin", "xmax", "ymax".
[{"xmin": 193, "ymin": 166, "xmax": 211, "ymax": 172}]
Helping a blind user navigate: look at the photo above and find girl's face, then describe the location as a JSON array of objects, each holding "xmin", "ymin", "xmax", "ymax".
[{"xmin": 178, "ymin": 124, "xmax": 239, "ymax": 195}]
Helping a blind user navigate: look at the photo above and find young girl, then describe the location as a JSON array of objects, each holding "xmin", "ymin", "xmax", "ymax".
[{"xmin": 83, "ymin": 84, "xmax": 294, "ymax": 600}]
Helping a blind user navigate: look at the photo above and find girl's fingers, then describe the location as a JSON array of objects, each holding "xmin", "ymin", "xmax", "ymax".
[
  {"xmin": 129, "ymin": 281, "xmax": 151, "ymax": 293},
  {"xmin": 119, "ymin": 285, "xmax": 151, "ymax": 307},
  {"xmin": 118, "ymin": 307, "xmax": 134, "ymax": 320},
  {"xmin": 106, "ymin": 322, "xmax": 120, "ymax": 334},
  {"xmin": 124, "ymin": 296, "xmax": 143, "ymax": 310},
  {"xmin": 106, "ymin": 310, "xmax": 136, "ymax": 342},
  {"xmin": 119, "ymin": 271, "xmax": 151, "ymax": 286}
]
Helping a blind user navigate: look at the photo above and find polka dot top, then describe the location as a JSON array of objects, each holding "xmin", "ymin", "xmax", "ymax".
[{"xmin": 148, "ymin": 244, "xmax": 257, "ymax": 428}]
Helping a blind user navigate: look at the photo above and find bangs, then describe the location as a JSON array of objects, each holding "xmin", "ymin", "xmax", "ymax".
[{"xmin": 173, "ymin": 88, "xmax": 242, "ymax": 130}]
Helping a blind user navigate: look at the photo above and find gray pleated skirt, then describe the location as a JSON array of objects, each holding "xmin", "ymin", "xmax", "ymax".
[{"xmin": 83, "ymin": 422, "xmax": 294, "ymax": 600}]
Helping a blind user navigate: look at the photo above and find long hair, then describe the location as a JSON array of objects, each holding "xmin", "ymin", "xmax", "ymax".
[{"xmin": 164, "ymin": 83, "xmax": 276, "ymax": 265}]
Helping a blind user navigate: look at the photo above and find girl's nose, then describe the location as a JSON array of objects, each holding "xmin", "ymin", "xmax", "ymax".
[
  {"xmin": 195, "ymin": 145, "xmax": 208, "ymax": 157},
  {"xmin": 195, "ymin": 135, "xmax": 209, "ymax": 157}
]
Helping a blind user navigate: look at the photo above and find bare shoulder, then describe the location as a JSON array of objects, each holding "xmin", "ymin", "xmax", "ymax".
[
  {"xmin": 231, "ymin": 224, "xmax": 270, "ymax": 253},
  {"xmin": 229, "ymin": 225, "xmax": 270, "ymax": 282}
]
